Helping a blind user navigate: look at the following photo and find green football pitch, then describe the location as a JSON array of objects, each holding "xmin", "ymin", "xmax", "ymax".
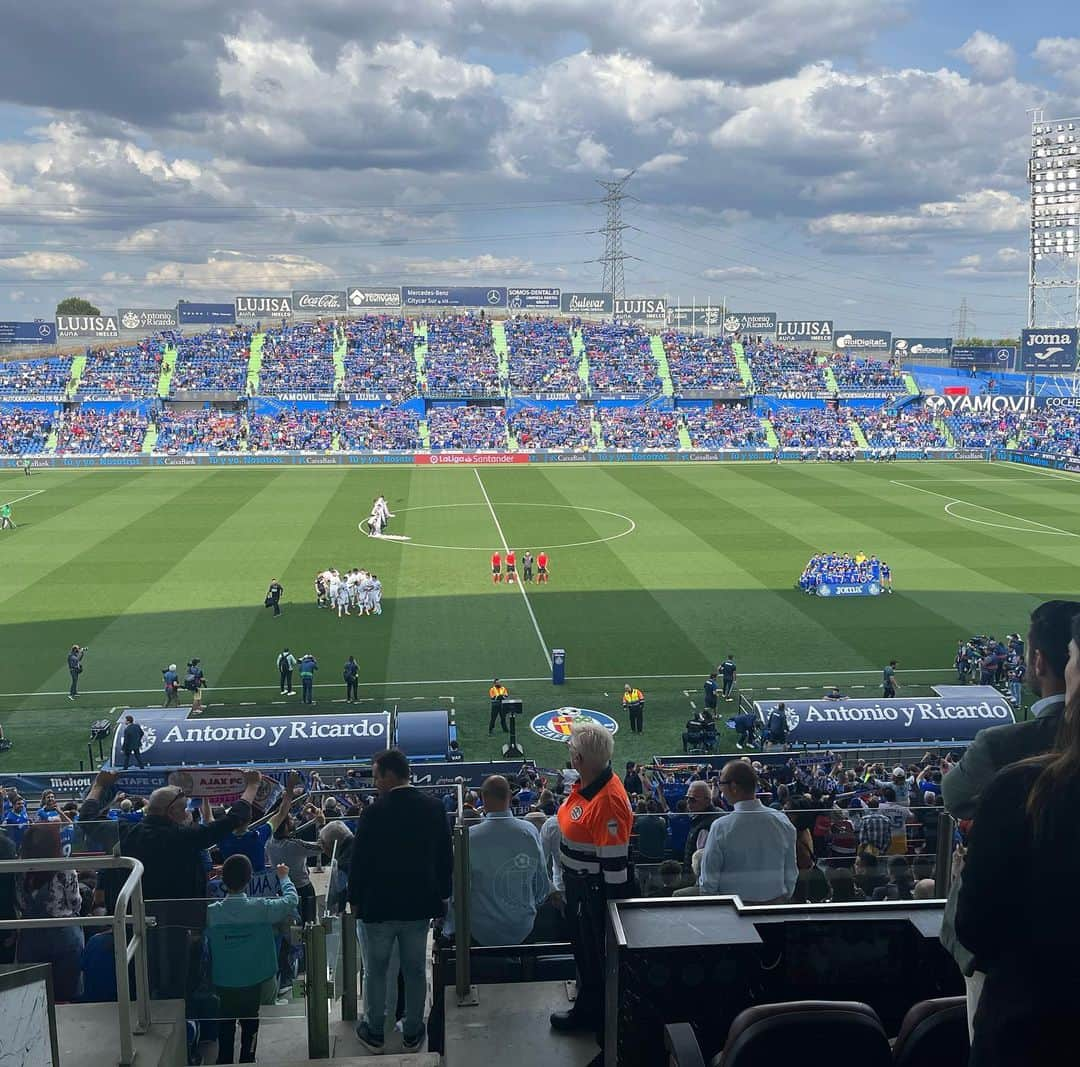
[{"xmin": 1, "ymin": 459, "xmax": 1077, "ymax": 773}]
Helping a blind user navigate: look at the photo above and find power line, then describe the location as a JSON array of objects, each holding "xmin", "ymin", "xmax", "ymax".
[{"xmin": 594, "ymin": 172, "xmax": 637, "ymax": 299}]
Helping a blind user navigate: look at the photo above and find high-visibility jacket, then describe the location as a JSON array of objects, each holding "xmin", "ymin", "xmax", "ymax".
[
  {"xmin": 622, "ymin": 688, "xmax": 644, "ymax": 706},
  {"xmin": 489, "ymin": 685, "xmax": 508, "ymax": 702},
  {"xmin": 557, "ymin": 766, "xmax": 632, "ymax": 898}
]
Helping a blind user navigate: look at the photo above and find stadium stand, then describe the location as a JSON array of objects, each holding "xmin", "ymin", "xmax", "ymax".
[
  {"xmin": 0, "ymin": 356, "xmax": 72, "ymax": 399},
  {"xmin": 585, "ymin": 323, "xmax": 661, "ymax": 395},
  {"xmin": 769, "ymin": 406, "xmax": 856, "ymax": 446},
  {"xmin": 664, "ymin": 332, "xmax": 744, "ymax": 393},
  {"xmin": 505, "ymin": 317, "xmax": 580, "ymax": 395},
  {"xmin": 1019, "ymin": 408, "xmax": 1080, "ymax": 455},
  {"xmin": 152, "ymin": 409, "xmax": 245, "ymax": 452},
  {"xmin": 78, "ymin": 342, "xmax": 165, "ymax": 398},
  {"xmin": 945, "ymin": 412, "xmax": 1023, "ymax": 448},
  {"xmin": 427, "ymin": 404, "xmax": 508, "ymax": 449},
  {"xmin": 746, "ymin": 341, "xmax": 828, "ymax": 393},
  {"xmin": 331, "ymin": 406, "xmax": 422, "ymax": 450},
  {"xmin": 830, "ymin": 355, "xmax": 907, "ymax": 393},
  {"xmin": 509, "ymin": 404, "xmax": 594, "ymax": 450},
  {"xmin": 341, "ymin": 316, "xmax": 418, "ymax": 399},
  {"xmin": 424, "ymin": 315, "xmax": 501, "ymax": 395},
  {"xmin": 54, "ymin": 409, "xmax": 150, "ymax": 454},
  {"xmin": 248, "ymin": 409, "xmax": 333, "ymax": 450},
  {"xmin": 600, "ymin": 405, "xmax": 680, "ymax": 449},
  {"xmin": 0, "ymin": 408, "xmax": 54, "ymax": 453},
  {"xmin": 682, "ymin": 406, "xmax": 767, "ymax": 448},
  {"xmin": 859, "ymin": 410, "xmax": 949, "ymax": 449},
  {"xmin": 257, "ymin": 321, "xmax": 336, "ymax": 395},
  {"xmin": 170, "ymin": 328, "xmax": 251, "ymax": 393}
]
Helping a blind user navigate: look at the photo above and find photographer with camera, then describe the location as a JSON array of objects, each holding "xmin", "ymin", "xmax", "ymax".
[
  {"xmin": 184, "ymin": 659, "xmax": 206, "ymax": 714},
  {"xmin": 66, "ymin": 645, "xmax": 85, "ymax": 701}
]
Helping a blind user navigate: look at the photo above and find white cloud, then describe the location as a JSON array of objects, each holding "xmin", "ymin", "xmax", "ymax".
[
  {"xmin": 954, "ymin": 31, "xmax": 1015, "ymax": 83},
  {"xmin": 574, "ymin": 136, "xmax": 611, "ymax": 172},
  {"xmin": 397, "ymin": 253, "xmax": 544, "ymax": 277},
  {"xmin": 946, "ymin": 246, "xmax": 1027, "ymax": 275},
  {"xmin": 0, "ymin": 251, "xmax": 87, "ymax": 277},
  {"xmin": 1033, "ymin": 37, "xmax": 1080, "ymax": 89},
  {"xmin": 143, "ymin": 251, "xmax": 334, "ymax": 291},
  {"xmin": 639, "ymin": 152, "xmax": 687, "ymax": 174},
  {"xmin": 809, "ymin": 190, "xmax": 1027, "ymax": 239},
  {"xmin": 703, "ymin": 265, "xmax": 767, "ymax": 280}
]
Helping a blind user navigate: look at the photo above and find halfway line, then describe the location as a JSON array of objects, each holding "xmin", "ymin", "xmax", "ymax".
[{"xmin": 474, "ymin": 468, "xmax": 552, "ymax": 669}]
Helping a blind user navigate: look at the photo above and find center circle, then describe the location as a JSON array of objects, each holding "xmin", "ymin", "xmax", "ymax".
[{"xmin": 370, "ymin": 503, "xmax": 636, "ymax": 551}]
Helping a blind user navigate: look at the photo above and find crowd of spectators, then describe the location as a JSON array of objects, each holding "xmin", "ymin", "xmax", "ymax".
[
  {"xmin": 600, "ymin": 406, "xmax": 680, "ymax": 449},
  {"xmin": 427, "ymin": 405, "xmax": 507, "ymax": 449},
  {"xmin": 505, "ymin": 318, "xmax": 580, "ymax": 395},
  {"xmin": 331, "ymin": 407, "xmax": 421, "ymax": 451},
  {"xmin": 860, "ymin": 409, "xmax": 948, "ymax": 449},
  {"xmin": 0, "ymin": 357, "xmax": 72, "ymax": 399},
  {"xmin": 682, "ymin": 406, "xmax": 766, "ymax": 448},
  {"xmin": 509, "ymin": 405, "xmax": 593, "ymax": 450},
  {"xmin": 584, "ymin": 323, "xmax": 661, "ymax": 395},
  {"xmin": 946, "ymin": 412, "xmax": 1024, "ymax": 448},
  {"xmin": 153, "ymin": 410, "xmax": 244, "ymax": 452},
  {"xmin": 170, "ymin": 329, "xmax": 252, "ymax": 393},
  {"xmin": 248, "ymin": 410, "xmax": 332, "ymax": 451},
  {"xmin": 342, "ymin": 317, "xmax": 418, "ymax": 399},
  {"xmin": 424, "ymin": 316, "xmax": 500, "ymax": 395},
  {"xmin": 830, "ymin": 354, "xmax": 906, "ymax": 392},
  {"xmin": 79, "ymin": 342, "xmax": 165, "ymax": 398},
  {"xmin": 54, "ymin": 409, "xmax": 150, "ymax": 454},
  {"xmin": 1012, "ymin": 409, "xmax": 1080, "ymax": 456},
  {"xmin": 663, "ymin": 333, "xmax": 744, "ymax": 392},
  {"xmin": 258, "ymin": 322, "xmax": 336, "ymax": 395},
  {"xmin": 769, "ymin": 406, "xmax": 855, "ymax": 447},
  {"xmin": 747, "ymin": 342, "xmax": 827, "ymax": 393},
  {"xmin": 0, "ymin": 409, "xmax": 53, "ymax": 454}
]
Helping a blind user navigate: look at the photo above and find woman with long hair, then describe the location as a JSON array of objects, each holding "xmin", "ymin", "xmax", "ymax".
[
  {"xmin": 955, "ymin": 611, "xmax": 1080, "ymax": 1065},
  {"xmin": 15, "ymin": 823, "xmax": 84, "ymax": 1000}
]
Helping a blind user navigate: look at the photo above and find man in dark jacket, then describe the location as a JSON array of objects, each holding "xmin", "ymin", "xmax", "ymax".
[
  {"xmin": 120, "ymin": 716, "xmax": 146, "ymax": 769},
  {"xmin": 682, "ymin": 780, "xmax": 718, "ymax": 873},
  {"xmin": 940, "ymin": 599, "xmax": 1078, "ymax": 1038},
  {"xmin": 265, "ymin": 578, "xmax": 283, "ymax": 617},
  {"xmin": 349, "ymin": 748, "xmax": 452, "ymax": 1055}
]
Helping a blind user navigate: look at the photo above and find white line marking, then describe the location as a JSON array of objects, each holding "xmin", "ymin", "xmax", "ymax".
[
  {"xmin": 891, "ymin": 480, "xmax": 1077, "ymax": 537},
  {"xmin": 993, "ymin": 462, "xmax": 1080, "ymax": 484},
  {"xmin": 474, "ymin": 469, "xmax": 552, "ymax": 670},
  {"xmin": 0, "ymin": 667, "xmax": 943, "ymax": 700},
  {"xmin": 0, "ymin": 488, "xmax": 45, "ymax": 508}
]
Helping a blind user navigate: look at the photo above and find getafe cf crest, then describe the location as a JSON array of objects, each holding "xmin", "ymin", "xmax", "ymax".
[{"xmin": 530, "ymin": 707, "xmax": 619, "ymax": 743}]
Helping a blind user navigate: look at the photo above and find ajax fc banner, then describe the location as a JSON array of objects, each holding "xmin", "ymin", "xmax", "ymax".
[{"xmin": 754, "ymin": 696, "xmax": 1015, "ymax": 745}]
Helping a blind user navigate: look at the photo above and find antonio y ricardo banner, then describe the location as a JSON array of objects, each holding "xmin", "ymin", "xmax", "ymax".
[
  {"xmin": 177, "ymin": 302, "xmax": 236, "ymax": 325},
  {"xmin": 403, "ymin": 286, "xmax": 507, "ymax": 308},
  {"xmin": 118, "ymin": 308, "xmax": 179, "ymax": 331},
  {"xmin": 776, "ymin": 320, "xmax": 833, "ymax": 343},
  {"xmin": 0, "ymin": 321, "xmax": 56, "ymax": 345},
  {"xmin": 1019, "ymin": 328, "xmax": 1079, "ymax": 372},
  {"xmin": 754, "ymin": 693, "xmax": 1014, "ymax": 745},
  {"xmin": 724, "ymin": 312, "xmax": 777, "ymax": 333}
]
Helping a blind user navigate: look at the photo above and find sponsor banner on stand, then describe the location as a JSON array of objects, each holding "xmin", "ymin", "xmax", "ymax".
[
  {"xmin": 414, "ymin": 452, "xmax": 530, "ymax": 465},
  {"xmin": 346, "ymin": 286, "xmax": 403, "ymax": 312},
  {"xmin": 724, "ymin": 311, "xmax": 777, "ymax": 333},
  {"xmin": 614, "ymin": 297, "xmax": 667, "ymax": 321},
  {"xmin": 815, "ymin": 581, "xmax": 882, "ymax": 598},
  {"xmin": 892, "ymin": 337, "xmax": 952, "ymax": 359},
  {"xmin": 56, "ymin": 314, "xmax": 120, "ymax": 339},
  {"xmin": 177, "ymin": 302, "xmax": 236, "ymax": 325},
  {"xmin": 924, "ymin": 394, "xmax": 1036, "ymax": 416},
  {"xmin": 235, "ymin": 295, "xmax": 294, "ymax": 320},
  {"xmin": 530, "ymin": 707, "xmax": 619, "ymax": 742},
  {"xmin": 292, "ymin": 290, "xmax": 346, "ymax": 315},
  {"xmin": 949, "ymin": 345, "xmax": 1015, "ymax": 369},
  {"xmin": 754, "ymin": 694, "xmax": 1015, "ymax": 745},
  {"xmin": 508, "ymin": 287, "xmax": 561, "ymax": 311},
  {"xmin": 402, "ymin": 286, "xmax": 507, "ymax": 308},
  {"xmin": 0, "ymin": 321, "xmax": 57, "ymax": 345},
  {"xmin": 117, "ymin": 308, "xmax": 179, "ymax": 332},
  {"xmin": 776, "ymin": 320, "xmax": 833, "ymax": 343},
  {"xmin": 560, "ymin": 291, "xmax": 613, "ymax": 315},
  {"xmin": 834, "ymin": 329, "xmax": 892, "ymax": 353},
  {"xmin": 668, "ymin": 306, "xmax": 723, "ymax": 328},
  {"xmin": 1019, "ymin": 328, "xmax": 1079, "ymax": 372}
]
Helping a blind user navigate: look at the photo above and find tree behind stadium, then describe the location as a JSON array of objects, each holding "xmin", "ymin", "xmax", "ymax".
[{"xmin": 55, "ymin": 296, "xmax": 101, "ymax": 317}]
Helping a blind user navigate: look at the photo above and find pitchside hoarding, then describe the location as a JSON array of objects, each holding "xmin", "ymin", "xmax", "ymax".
[
  {"xmin": 776, "ymin": 320, "xmax": 833, "ymax": 343},
  {"xmin": 560, "ymin": 291, "xmax": 613, "ymax": 315},
  {"xmin": 1019, "ymin": 328, "xmax": 1079, "ymax": 372},
  {"xmin": 0, "ymin": 321, "xmax": 56, "ymax": 345},
  {"xmin": 292, "ymin": 290, "xmax": 346, "ymax": 315},
  {"xmin": 614, "ymin": 297, "xmax": 668, "ymax": 321},
  {"xmin": 892, "ymin": 337, "xmax": 952, "ymax": 359},
  {"xmin": 56, "ymin": 314, "xmax": 120, "ymax": 339},
  {"xmin": 949, "ymin": 346, "xmax": 1015, "ymax": 369},
  {"xmin": 118, "ymin": 308, "xmax": 179, "ymax": 331},
  {"xmin": 508, "ymin": 287, "xmax": 561, "ymax": 311},
  {"xmin": 755, "ymin": 694, "xmax": 1015, "ymax": 745},
  {"xmin": 235, "ymin": 295, "xmax": 293, "ymax": 320},
  {"xmin": 402, "ymin": 286, "xmax": 507, "ymax": 308},
  {"xmin": 834, "ymin": 330, "xmax": 892, "ymax": 353},
  {"xmin": 177, "ymin": 302, "xmax": 236, "ymax": 325},
  {"xmin": 347, "ymin": 287, "xmax": 403, "ymax": 312}
]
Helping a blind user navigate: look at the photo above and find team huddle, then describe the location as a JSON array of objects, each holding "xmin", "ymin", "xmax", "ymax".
[
  {"xmin": 315, "ymin": 568, "xmax": 383, "ymax": 617},
  {"xmin": 362, "ymin": 495, "xmax": 395, "ymax": 536},
  {"xmin": 491, "ymin": 549, "xmax": 549, "ymax": 584}
]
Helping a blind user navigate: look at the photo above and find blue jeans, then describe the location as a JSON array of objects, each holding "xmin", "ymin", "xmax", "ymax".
[
  {"xmin": 1010, "ymin": 681, "xmax": 1022, "ymax": 706},
  {"xmin": 301, "ymin": 677, "xmax": 313, "ymax": 703},
  {"xmin": 358, "ymin": 919, "xmax": 429, "ymax": 1041}
]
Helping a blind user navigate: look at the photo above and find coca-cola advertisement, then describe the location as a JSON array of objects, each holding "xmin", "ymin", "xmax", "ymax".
[{"xmin": 291, "ymin": 290, "xmax": 346, "ymax": 314}]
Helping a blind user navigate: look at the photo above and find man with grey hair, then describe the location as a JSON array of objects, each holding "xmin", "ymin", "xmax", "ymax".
[
  {"xmin": 550, "ymin": 722, "xmax": 632, "ymax": 1067},
  {"xmin": 683, "ymin": 779, "xmax": 719, "ymax": 874}
]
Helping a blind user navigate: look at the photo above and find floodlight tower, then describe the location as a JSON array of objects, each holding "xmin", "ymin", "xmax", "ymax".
[
  {"xmin": 1028, "ymin": 109, "xmax": 1080, "ymax": 328},
  {"xmin": 596, "ymin": 171, "xmax": 636, "ymax": 300}
]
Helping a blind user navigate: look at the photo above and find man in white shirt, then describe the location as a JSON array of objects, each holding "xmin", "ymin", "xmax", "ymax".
[{"xmin": 698, "ymin": 760, "xmax": 796, "ymax": 904}]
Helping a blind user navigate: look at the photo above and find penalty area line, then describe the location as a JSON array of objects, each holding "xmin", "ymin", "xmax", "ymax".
[
  {"xmin": 0, "ymin": 488, "xmax": 45, "ymax": 508},
  {"xmin": 891, "ymin": 480, "xmax": 1077, "ymax": 537},
  {"xmin": 474, "ymin": 468, "xmax": 552, "ymax": 670}
]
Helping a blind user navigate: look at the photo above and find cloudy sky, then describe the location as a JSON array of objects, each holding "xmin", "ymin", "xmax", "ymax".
[{"xmin": 0, "ymin": 0, "xmax": 1077, "ymax": 333}]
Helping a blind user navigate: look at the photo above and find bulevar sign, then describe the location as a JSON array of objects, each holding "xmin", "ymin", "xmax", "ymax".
[{"xmin": 924, "ymin": 394, "xmax": 1036, "ymax": 415}]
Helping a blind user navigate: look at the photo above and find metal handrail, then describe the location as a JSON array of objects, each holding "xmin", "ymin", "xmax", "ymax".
[{"xmin": 0, "ymin": 855, "xmax": 150, "ymax": 1067}]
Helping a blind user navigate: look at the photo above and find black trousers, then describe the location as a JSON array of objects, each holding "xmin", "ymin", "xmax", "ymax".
[
  {"xmin": 280, "ymin": 668, "xmax": 292, "ymax": 693},
  {"xmin": 566, "ymin": 889, "xmax": 607, "ymax": 1045},
  {"xmin": 489, "ymin": 702, "xmax": 507, "ymax": 732},
  {"xmin": 215, "ymin": 983, "xmax": 261, "ymax": 1064},
  {"xmin": 122, "ymin": 748, "xmax": 145, "ymax": 769},
  {"xmin": 722, "ymin": 677, "xmax": 735, "ymax": 697},
  {"xmin": 270, "ymin": 598, "xmax": 281, "ymax": 616},
  {"xmin": 69, "ymin": 669, "xmax": 80, "ymax": 697},
  {"xmin": 627, "ymin": 703, "xmax": 644, "ymax": 733},
  {"xmin": 346, "ymin": 678, "xmax": 358, "ymax": 702}
]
